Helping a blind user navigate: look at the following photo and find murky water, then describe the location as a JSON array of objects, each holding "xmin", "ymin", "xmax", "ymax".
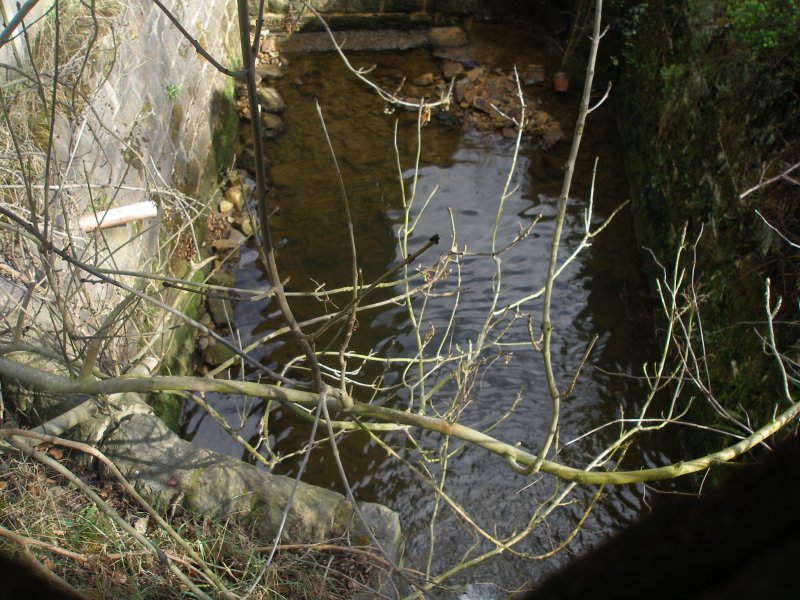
[{"xmin": 184, "ymin": 23, "xmax": 678, "ymax": 596}]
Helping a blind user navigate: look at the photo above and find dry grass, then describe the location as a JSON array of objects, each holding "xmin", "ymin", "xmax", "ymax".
[{"xmin": 0, "ymin": 445, "xmax": 373, "ymax": 599}]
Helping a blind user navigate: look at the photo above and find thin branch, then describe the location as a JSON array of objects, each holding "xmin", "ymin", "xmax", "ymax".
[
  {"xmin": 151, "ymin": 0, "xmax": 244, "ymax": 78},
  {"xmin": 535, "ymin": 0, "xmax": 604, "ymax": 473},
  {"xmin": 740, "ymin": 160, "xmax": 800, "ymax": 198},
  {"xmin": 311, "ymin": 234, "xmax": 440, "ymax": 341},
  {"xmin": 0, "ymin": 0, "xmax": 40, "ymax": 48},
  {"xmin": 0, "ymin": 434, "xmax": 215, "ymax": 600},
  {"xmin": 756, "ymin": 209, "xmax": 800, "ymax": 250},
  {"xmin": 0, "ymin": 525, "xmax": 89, "ymax": 600},
  {"xmin": 235, "ymin": 0, "xmax": 323, "ymax": 392},
  {"xmin": 0, "ymin": 428, "xmax": 231, "ymax": 595}
]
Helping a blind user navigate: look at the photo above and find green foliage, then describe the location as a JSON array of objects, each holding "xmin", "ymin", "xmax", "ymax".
[
  {"xmin": 211, "ymin": 74, "xmax": 239, "ymax": 179},
  {"xmin": 607, "ymin": 0, "xmax": 651, "ymax": 66},
  {"xmin": 166, "ymin": 83, "xmax": 180, "ymax": 100},
  {"xmin": 660, "ymin": 63, "xmax": 687, "ymax": 98},
  {"xmin": 724, "ymin": 0, "xmax": 800, "ymax": 51},
  {"xmin": 615, "ymin": 0, "xmax": 800, "ymax": 449}
]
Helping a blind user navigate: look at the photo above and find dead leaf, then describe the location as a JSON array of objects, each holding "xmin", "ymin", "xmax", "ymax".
[{"xmin": 133, "ymin": 516, "xmax": 149, "ymax": 536}]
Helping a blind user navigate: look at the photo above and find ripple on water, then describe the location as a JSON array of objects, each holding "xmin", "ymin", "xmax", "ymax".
[{"xmin": 184, "ymin": 26, "xmax": 681, "ymax": 594}]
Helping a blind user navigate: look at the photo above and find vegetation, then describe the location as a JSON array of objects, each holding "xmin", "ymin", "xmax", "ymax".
[
  {"xmin": 724, "ymin": 0, "xmax": 800, "ymax": 51},
  {"xmin": 0, "ymin": 0, "xmax": 798, "ymax": 597},
  {"xmin": 0, "ymin": 448, "xmax": 363, "ymax": 599},
  {"xmin": 613, "ymin": 0, "xmax": 800, "ymax": 448}
]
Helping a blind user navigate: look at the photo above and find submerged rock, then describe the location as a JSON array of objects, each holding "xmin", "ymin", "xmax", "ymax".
[
  {"xmin": 436, "ymin": 66, "xmax": 566, "ymax": 150},
  {"xmin": 429, "ymin": 26, "xmax": 468, "ymax": 48},
  {"xmin": 255, "ymin": 62, "xmax": 284, "ymax": 80},
  {"xmin": 224, "ymin": 185, "xmax": 245, "ymax": 211},
  {"xmin": 413, "ymin": 72, "xmax": 435, "ymax": 86},
  {"xmin": 523, "ymin": 64, "xmax": 546, "ymax": 85},
  {"xmin": 257, "ymin": 86, "xmax": 286, "ymax": 113},
  {"xmin": 260, "ymin": 111, "xmax": 286, "ymax": 139},
  {"xmin": 441, "ymin": 59, "xmax": 465, "ymax": 79},
  {"xmin": 201, "ymin": 340, "xmax": 236, "ymax": 366},
  {"xmin": 206, "ymin": 270, "xmax": 235, "ymax": 329}
]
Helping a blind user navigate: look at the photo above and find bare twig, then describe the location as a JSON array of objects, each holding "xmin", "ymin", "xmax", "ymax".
[
  {"xmin": 0, "ymin": 0, "xmax": 41, "ymax": 48},
  {"xmin": 535, "ymin": 0, "xmax": 604, "ymax": 473},
  {"xmin": 151, "ymin": 0, "xmax": 244, "ymax": 78},
  {"xmin": 740, "ymin": 161, "xmax": 800, "ymax": 198},
  {"xmin": 0, "ymin": 525, "xmax": 89, "ymax": 600}
]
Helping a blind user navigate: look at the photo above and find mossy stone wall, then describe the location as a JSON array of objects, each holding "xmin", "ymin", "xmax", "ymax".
[{"xmin": 614, "ymin": 0, "xmax": 800, "ymax": 445}]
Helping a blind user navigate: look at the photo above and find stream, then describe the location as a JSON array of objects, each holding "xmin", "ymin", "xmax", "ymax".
[{"xmin": 183, "ymin": 21, "xmax": 680, "ymax": 597}]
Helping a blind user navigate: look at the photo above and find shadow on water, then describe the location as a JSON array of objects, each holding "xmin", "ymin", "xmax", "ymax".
[{"xmin": 183, "ymin": 22, "xmax": 681, "ymax": 595}]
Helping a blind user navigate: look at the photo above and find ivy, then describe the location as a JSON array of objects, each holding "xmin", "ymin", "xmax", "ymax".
[{"xmin": 724, "ymin": 0, "xmax": 800, "ymax": 52}]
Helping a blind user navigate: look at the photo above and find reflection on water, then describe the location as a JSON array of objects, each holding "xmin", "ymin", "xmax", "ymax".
[{"xmin": 183, "ymin": 23, "xmax": 678, "ymax": 595}]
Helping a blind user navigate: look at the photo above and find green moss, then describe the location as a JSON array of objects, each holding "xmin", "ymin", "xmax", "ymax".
[
  {"xmin": 615, "ymin": 0, "xmax": 800, "ymax": 450},
  {"xmin": 151, "ymin": 270, "xmax": 203, "ymax": 432},
  {"xmin": 167, "ymin": 100, "xmax": 184, "ymax": 147},
  {"xmin": 210, "ymin": 70, "xmax": 240, "ymax": 181}
]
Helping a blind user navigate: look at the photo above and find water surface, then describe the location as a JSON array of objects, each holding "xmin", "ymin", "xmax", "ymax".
[{"xmin": 184, "ymin": 23, "xmax": 677, "ymax": 596}]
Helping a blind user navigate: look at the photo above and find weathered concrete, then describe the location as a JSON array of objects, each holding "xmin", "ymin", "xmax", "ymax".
[
  {"xmin": 249, "ymin": 0, "xmax": 480, "ymax": 31},
  {"xmin": 279, "ymin": 27, "xmax": 429, "ymax": 52},
  {"xmin": 277, "ymin": 24, "xmax": 467, "ymax": 53}
]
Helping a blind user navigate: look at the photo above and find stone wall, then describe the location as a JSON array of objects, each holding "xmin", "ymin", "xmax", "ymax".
[
  {"xmin": 252, "ymin": 0, "xmax": 480, "ymax": 31},
  {"xmin": 89, "ymin": 1, "xmax": 239, "ymax": 199},
  {"xmin": 0, "ymin": 0, "xmax": 240, "ymax": 361},
  {"xmin": 54, "ymin": 0, "xmax": 239, "ymax": 220},
  {"xmin": 614, "ymin": 0, "xmax": 800, "ymax": 447}
]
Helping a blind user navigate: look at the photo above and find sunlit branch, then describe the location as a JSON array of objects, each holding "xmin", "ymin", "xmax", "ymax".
[{"xmin": 535, "ymin": 0, "xmax": 604, "ymax": 473}]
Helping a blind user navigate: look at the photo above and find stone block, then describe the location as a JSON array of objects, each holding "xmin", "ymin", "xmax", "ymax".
[
  {"xmin": 523, "ymin": 64, "xmax": 546, "ymax": 85},
  {"xmin": 308, "ymin": 0, "xmax": 349, "ymax": 12},
  {"xmin": 249, "ymin": 0, "xmax": 292, "ymax": 14},
  {"xmin": 260, "ymin": 112, "xmax": 286, "ymax": 139},
  {"xmin": 301, "ymin": 13, "xmax": 413, "ymax": 31},
  {"xmin": 409, "ymin": 12, "xmax": 433, "ymax": 27},
  {"xmin": 279, "ymin": 28, "xmax": 430, "ymax": 51},
  {"xmin": 384, "ymin": 0, "xmax": 424, "ymax": 12},
  {"xmin": 432, "ymin": 0, "xmax": 479, "ymax": 15},
  {"xmin": 257, "ymin": 86, "xmax": 286, "ymax": 112},
  {"xmin": 255, "ymin": 62, "xmax": 284, "ymax": 80},
  {"xmin": 346, "ymin": 0, "xmax": 381, "ymax": 12},
  {"xmin": 102, "ymin": 412, "xmax": 403, "ymax": 556},
  {"xmin": 429, "ymin": 25, "xmax": 468, "ymax": 47}
]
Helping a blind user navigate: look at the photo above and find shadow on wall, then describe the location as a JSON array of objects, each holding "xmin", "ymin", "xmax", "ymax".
[
  {"xmin": 479, "ymin": 0, "xmax": 573, "ymax": 35},
  {"xmin": 522, "ymin": 434, "xmax": 800, "ymax": 599},
  {"xmin": 210, "ymin": 86, "xmax": 241, "ymax": 183}
]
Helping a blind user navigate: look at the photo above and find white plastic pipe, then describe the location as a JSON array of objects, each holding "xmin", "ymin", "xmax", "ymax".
[{"xmin": 78, "ymin": 200, "xmax": 159, "ymax": 232}]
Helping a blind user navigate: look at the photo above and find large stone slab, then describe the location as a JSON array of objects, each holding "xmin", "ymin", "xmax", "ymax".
[
  {"xmin": 279, "ymin": 28, "xmax": 430, "ymax": 52},
  {"xmin": 102, "ymin": 411, "xmax": 402, "ymax": 594}
]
